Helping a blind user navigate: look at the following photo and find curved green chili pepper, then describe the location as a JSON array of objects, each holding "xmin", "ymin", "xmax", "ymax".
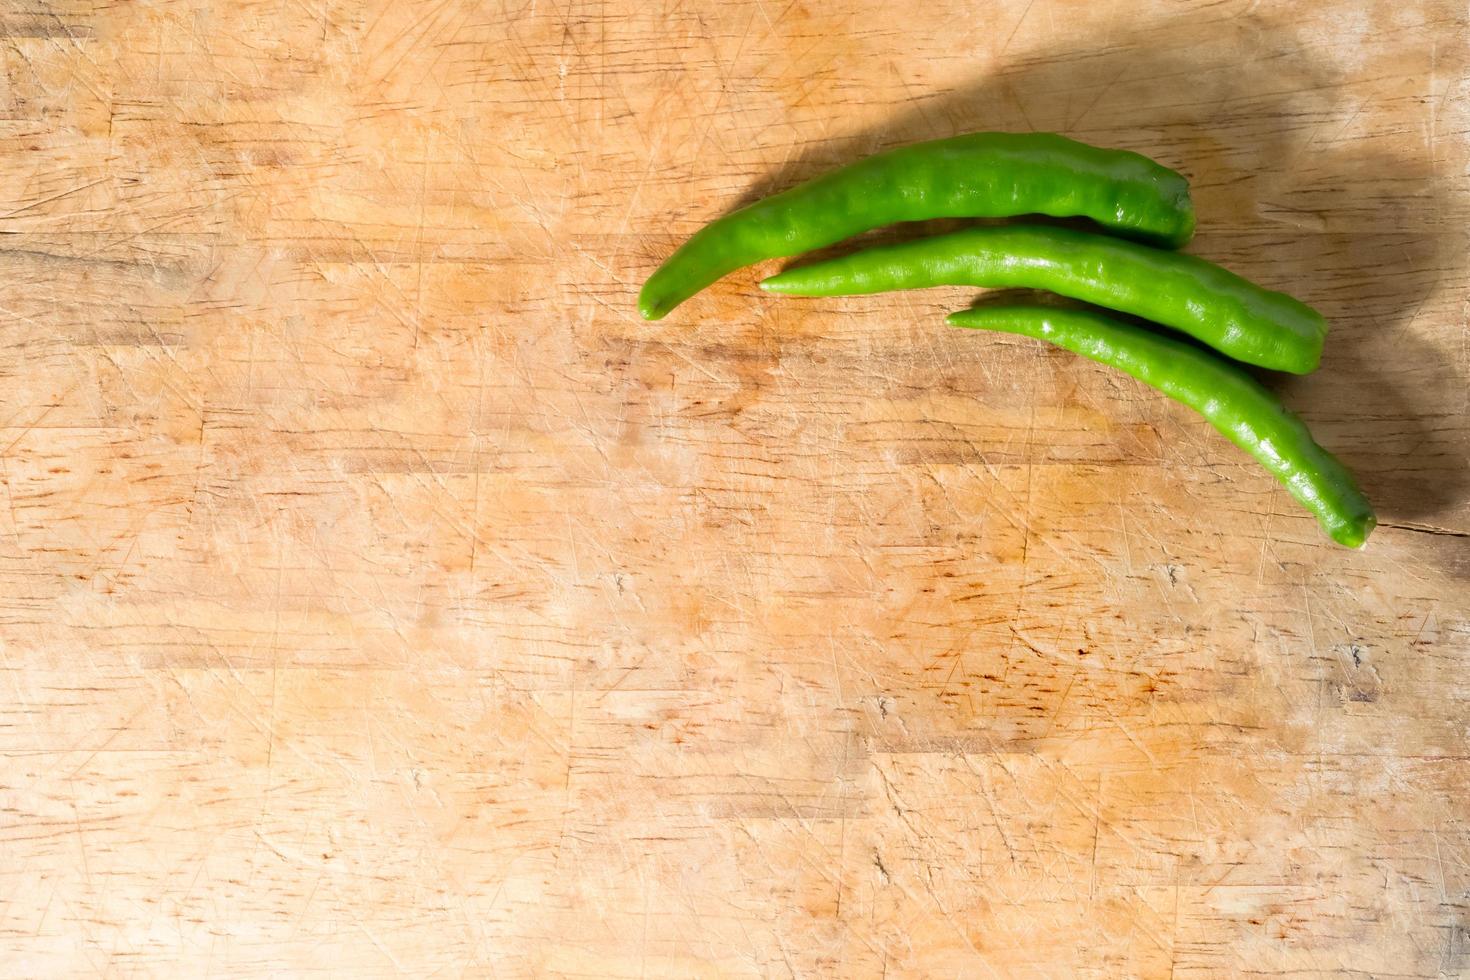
[
  {"xmin": 638, "ymin": 133, "xmax": 1194, "ymax": 320},
  {"xmin": 761, "ymin": 224, "xmax": 1327, "ymax": 374},
  {"xmin": 946, "ymin": 304, "xmax": 1374, "ymax": 547}
]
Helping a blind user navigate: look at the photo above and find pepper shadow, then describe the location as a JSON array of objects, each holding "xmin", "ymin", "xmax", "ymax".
[{"xmin": 736, "ymin": 12, "xmax": 1468, "ymax": 543}]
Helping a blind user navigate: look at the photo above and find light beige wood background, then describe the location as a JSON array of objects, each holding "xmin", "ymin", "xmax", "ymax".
[{"xmin": 1, "ymin": 0, "xmax": 1467, "ymax": 976}]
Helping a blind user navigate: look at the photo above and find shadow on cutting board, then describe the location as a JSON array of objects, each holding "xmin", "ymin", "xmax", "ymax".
[{"xmin": 732, "ymin": 12, "xmax": 1469, "ymax": 552}]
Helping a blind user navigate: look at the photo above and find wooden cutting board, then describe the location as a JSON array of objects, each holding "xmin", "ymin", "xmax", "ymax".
[{"xmin": 2, "ymin": 1, "xmax": 1467, "ymax": 976}]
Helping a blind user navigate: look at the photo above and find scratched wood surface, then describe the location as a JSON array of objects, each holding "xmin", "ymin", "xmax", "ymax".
[{"xmin": 0, "ymin": 0, "xmax": 1467, "ymax": 976}]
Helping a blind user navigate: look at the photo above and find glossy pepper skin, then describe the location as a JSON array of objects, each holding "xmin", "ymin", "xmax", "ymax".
[
  {"xmin": 947, "ymin": 304, "xmax": 1375, "ymax": 547},
  {"xmin": 638, "ymin": 133, "xmax": 1194, "ymax": 320},
  {"xmin": 762, "ymin": 224, "xmax": 1327, "ymax": 374}
]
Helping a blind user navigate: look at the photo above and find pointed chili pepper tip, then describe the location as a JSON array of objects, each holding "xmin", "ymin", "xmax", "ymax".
[{"xmin": 636, "ymin": 289, "xmax": 669, "ymax": 320}]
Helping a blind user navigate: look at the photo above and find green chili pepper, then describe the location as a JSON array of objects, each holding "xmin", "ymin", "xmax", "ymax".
[
  {"xmin": 761, "ymin": 224, "xmax": 1327, "ymax": 374},
  {"xmin": 638, "ymin": 133, "xmax": 1194, "ymax": 320},
  {"xmin": 946, "ymin": 304, "xmax": 1374, "ymax": 548}
]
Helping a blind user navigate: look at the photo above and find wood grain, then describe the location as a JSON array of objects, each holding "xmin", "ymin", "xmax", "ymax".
[{"xmin": 1, "ymin": 1, "xmax": 1467, "ymax": 976}]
